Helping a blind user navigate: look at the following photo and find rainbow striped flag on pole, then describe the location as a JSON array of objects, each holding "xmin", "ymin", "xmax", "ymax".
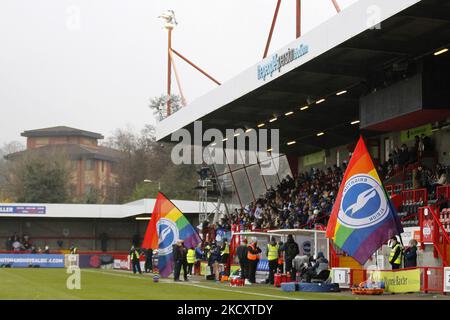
[
  {"xmin": 326, "ymin": 137, "xmax": 403, "ymax": 265},
  {"xmin": 142, "ymin": 192, "xmax": 202, "ymax": 277}
]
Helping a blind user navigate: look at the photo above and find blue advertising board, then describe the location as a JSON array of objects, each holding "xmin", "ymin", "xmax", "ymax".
[
  {"xmin": 0, "ymin": 254, "xmax": 64, "ymax": 268},
  {"xmin": 0, "ymin": 205, "xmax": 46, "ymax": 214}
]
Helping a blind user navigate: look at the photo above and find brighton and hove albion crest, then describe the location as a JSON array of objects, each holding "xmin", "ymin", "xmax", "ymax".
[
  {"xmin": 156, "ymin": 218, "xmax": 179, "ymax": 256},
  {"xmin": 338, "ymin": 174, "xmax": 389, "ymax": 229}
]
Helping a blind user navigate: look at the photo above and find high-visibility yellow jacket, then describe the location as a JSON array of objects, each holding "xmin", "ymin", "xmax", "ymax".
[
  {"xmin": 267, "ymin": 243, "xmax": 279, "ymax": 261},
  {"xmin": 389, "ymin": 243, "xmax": 402, "ymax": 265},
  {"xmin": 187, "ymin": 249, "xmax": 196, "ymax": 264},
  {"xmin": 221, "ymin": 243, "xmax": 230, "ymax": 256}
]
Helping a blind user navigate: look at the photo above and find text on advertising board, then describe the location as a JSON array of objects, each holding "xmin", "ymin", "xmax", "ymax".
[
  {"xmin": 257, "ymin": 44, "xmax": 309, "ymax": 81},
  {"xmin": 0, "ymin": 205, "xmax": 46, "ymax": 214}
]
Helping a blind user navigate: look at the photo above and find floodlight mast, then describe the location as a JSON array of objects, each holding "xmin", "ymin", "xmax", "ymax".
[
  {"xmin": 158, "ymin": 10, "xmax": 221, "ymax": 117},
  {"xmin": 158, "ymin": 10, "xmax": 177, "ymax": 116},
  {"xmin": 263, "ymin": 0, "xmax": 341, "ymax": 58}
]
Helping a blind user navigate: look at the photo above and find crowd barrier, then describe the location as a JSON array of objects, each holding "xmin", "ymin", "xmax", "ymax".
[{"xmin": 341, "ymin": 267, "xmax": 448, "ymax": 294}]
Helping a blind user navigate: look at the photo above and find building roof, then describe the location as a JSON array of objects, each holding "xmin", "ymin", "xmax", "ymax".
[
  {"xmin": 0, "ymin": 199, "xmax": 220, "ymax": 219},
  {"xmin": 21, "ymin": 126, "xmax": 104, "ymax": 140},
  {"xmin": 155, "ymin": 0, "xmax": 450, "ymax": 156},
  {"xmin": 5, "ymin": 144, "xmax": 126, "ymax": 162}
]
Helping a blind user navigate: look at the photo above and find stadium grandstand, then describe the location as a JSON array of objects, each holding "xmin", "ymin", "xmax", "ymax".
[
  {"xmin": 2, "ymin": 0, "xmax": 450, "ymax": 300},
  {"xmin": 155, "ymin": 0, "xmax": 450, "ymax": 291}
]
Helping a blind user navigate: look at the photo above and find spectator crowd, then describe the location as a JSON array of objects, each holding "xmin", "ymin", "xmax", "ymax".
[
  {"xmin": 216, "ymin": 163, "xmax": 347, "ymax": 233},
  {"xmin": 5, "ymin": 232, "xmax": 49, "ymax": 254},
  {"xmin": 201, "ymin": 134, "xmax": 448, "ymax": 236}
]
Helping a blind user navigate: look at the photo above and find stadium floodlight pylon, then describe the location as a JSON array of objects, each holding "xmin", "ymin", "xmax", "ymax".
[
  {"xmin": 263, "ymin": 0, "xmax": 341, "ymax": 58},
  {"xmin": 158, "ymin": 10, "xmax": 221, "ymax": 116}
]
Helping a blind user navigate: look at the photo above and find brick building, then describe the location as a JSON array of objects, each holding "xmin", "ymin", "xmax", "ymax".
[{"xmin": 7, "ymin": 126, "xmax": 125, "ymax": 202}]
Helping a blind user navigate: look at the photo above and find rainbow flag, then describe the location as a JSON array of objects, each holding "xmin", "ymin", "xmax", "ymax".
[
  {"xmin": 142, "ymin": 192, "xmax": 202, "ymax": 277},
  {"xmin": 326, "ymin": 137, "xmax": 403, "ymax": 265}
]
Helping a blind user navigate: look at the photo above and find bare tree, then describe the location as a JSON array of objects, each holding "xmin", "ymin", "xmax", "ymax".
[{"xmin": 103, "ymin": 125, "xmax": 197, "ymax": 203}]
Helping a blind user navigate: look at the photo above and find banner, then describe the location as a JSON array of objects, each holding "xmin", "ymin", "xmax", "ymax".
[
  {"xmin": 400, "ymin": 124, "xmax": 432, "ymax": 142},
  {"xmin": 368, "ymin": 269, "xmax": 421, "ymax": 293},
  {"xmin": 326, "ymin": 137, "xmax": 403, "ymax": 265},
  {"xmin": 422, "ymin": 212, "xmax": 434, "ymax": 244},
  {"xmin": 0, "ymin": 254, "xmax": 64, "ymax": 268},
  {"xmin": 0, "ymin": 205, "xmax": 46, "ymax": 214},
  {"xmin": 303, "ymin": 150, "xmax": 325, "ymax": 167},
  {"xmin": 113, "ymin": 258, "xmax": 130, "ymax": 270},
  {"xmin": 142, "ymin": 192, "xmax": 202, "ymax": 277}
]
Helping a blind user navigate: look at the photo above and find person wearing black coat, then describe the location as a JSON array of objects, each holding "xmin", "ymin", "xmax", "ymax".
[
  {"xmin": 173, "ymin": 240, "xmax": 188, "ymax": 281},
  {"xmin": 404, "ymin": 240, "xmax": 418, "ymax": 268},
  {"xmin": 208, "ymin": 242, "xmax": 221, "ymax": 280},
  {"xmin": 235, "ymin": 239, "xmax": 249, "ymax": 280},
  {"xmin": 282, "ymin": 234, "xmax": 299, "ymax": 276},
  {"xmin": 145, "ymin": 248, "xmax": 153, "ymax": 273}
]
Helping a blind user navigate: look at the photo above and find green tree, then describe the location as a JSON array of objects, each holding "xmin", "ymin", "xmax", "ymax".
[
  {"xmin": 128, "ymin": 181, "xmax": 160, "ymax": 201},
  {"xmin": 104, "ymin": 124, "xmax": 198, "ymax": 203},
  {"xmin": 0, "ymin": 141, "xmax": 25, "ymax": 201},
  {"xmin": 84, "ymin": 187, "xmax": 102, "ymax": 204},
  {"xmin": 9, "ymin": 151, "xmax": 70, "ymax": 203}
]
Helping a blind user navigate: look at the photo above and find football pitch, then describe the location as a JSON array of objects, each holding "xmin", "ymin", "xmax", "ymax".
[
  {"xmin": 0, "ymin": 268, "xmax": 354, "ymax": 300},
  {"xmin": 0, "ymin": 268, "xmax": 447, "ymax": 300}
]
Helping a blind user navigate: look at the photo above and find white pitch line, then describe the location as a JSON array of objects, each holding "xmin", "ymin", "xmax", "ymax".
[
  {"xmin": 84, "ymin": 269, "xmax": 302, "ymax": 300},
  {"xmin": 178, "ymin": 282, "xmax": 303, "ymax": 301}
]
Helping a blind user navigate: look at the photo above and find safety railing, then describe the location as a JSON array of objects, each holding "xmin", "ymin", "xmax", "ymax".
[
  {"xmin": 421, "ymin": 266, "xmax": 444, "ymax": 293},
  {"xmin": 437, "ymin": 185, "xmax": 450, "ymax": 201},
  {"xmin": 386, "ymin": 183, "xmax": 404, "ymax": 196},
  {"xmin": 386, "ymin": 185, "xmax": 393, "ymax": 196},
  {"xmin": 419, "ymin": 206, "xmax": 450, "ymax": 266},
  {"xmin": 402, "ymin": 188, "xmax": 427, "ymax": 205},
  {"xmin": 328, "ymin": 242, "xmax": 339, "ymax": 268}
]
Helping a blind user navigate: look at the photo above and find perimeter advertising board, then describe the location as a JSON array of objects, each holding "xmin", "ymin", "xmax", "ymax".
[
  {"xmin": 368, "ymin": 269, "xmax": 421, "ymax": 293},
  {"xmin": 0, "ymin": 254, "xmax": 64, "ymax": 268}
]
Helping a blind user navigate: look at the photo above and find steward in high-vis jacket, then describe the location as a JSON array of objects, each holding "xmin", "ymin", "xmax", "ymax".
[
  {"xmin": 266, "ymin": 237, "xmax": 279, "ymax": 285},
  {"xmin": 389, "ymin": 236, "xmax": 403, "ymax": 270},
  {"xmin": 220, "ymin": 238, "xmax": 230, "ymax": 264},
  {"xmin": 247, "ymin": 239, "xmax": 262, "ymax": 284},
  {"xmin": 187, "ymin": 247, "xmax": 196, "ymax": 275},
  {"xmin": 130, "ymin": 246, "xmax": 142, "ymax": 274}
]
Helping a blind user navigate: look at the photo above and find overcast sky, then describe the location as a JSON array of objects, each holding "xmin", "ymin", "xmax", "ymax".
[{"xmin": 0, "ymin": 0, "xmax": 359, "ymax": 147}]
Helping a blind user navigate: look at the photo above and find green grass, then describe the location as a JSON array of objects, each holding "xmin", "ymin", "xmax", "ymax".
[{"xmin": 0, "ymin": 268, "xmax": 358, "ymax": 300}]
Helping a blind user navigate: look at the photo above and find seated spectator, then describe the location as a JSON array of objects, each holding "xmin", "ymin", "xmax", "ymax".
[
  {"xmin": 302, "ymin": 252, "xmax": 329, "ymax": 282},
  {"xmin": 433, "ymin": 168, "xmax": 447, "ymax": 186},
  {"xmin": 292, "ymin": 254, "xmax": 311, "ymax": 280},
  {"xmin": 22, "ymin": 234, "xmax": 31, "ymax": 250},
  {"xmin": 12, "ymin": 240, "xmax": 22, "ymax": 252}
]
